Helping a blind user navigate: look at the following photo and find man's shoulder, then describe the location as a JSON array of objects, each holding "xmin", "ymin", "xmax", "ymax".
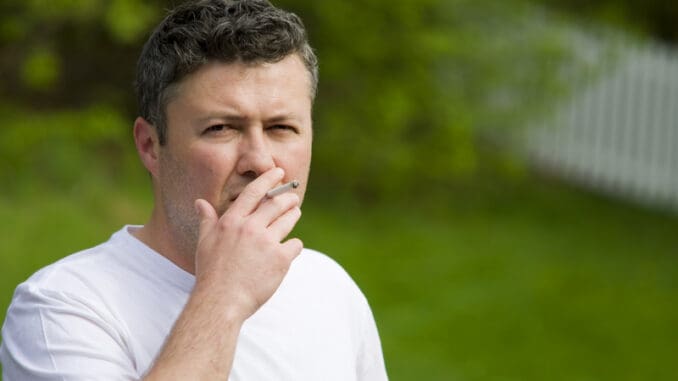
[
  {"xmin": 290, "ymin": 247, "xmax": 368, "ymax": 301},
  {"xmin": 296, "ymin": 247, "xmax": 351, "ymax": 279},
  {"xmin": 297, "ymin": 247, "xmax": 341, "ymax": 267},
  {"xmin": 16, "ymin": 227, "xmax": 137, "ymax": 297}
]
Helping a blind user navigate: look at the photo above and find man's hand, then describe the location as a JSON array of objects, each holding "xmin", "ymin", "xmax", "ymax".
[
  {"xmin": 193, "ymin": 167, "xmax": 304, "ymax": 321},
  {"xmin": 144, "ymin": 167, "xmax": 303, "ymax": 380}
]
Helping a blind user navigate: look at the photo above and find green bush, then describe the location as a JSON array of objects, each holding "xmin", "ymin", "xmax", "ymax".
[
  {"xmin": 0, "ymin": 105, "xmax": 139, "ymax": 195},
  {"xmin": 1, "ymin": 0, "xmax": 580, "ymax": 199},
  {"xmin": 279, "ymin": 0, "xmax": 579, "ymax": 197}
]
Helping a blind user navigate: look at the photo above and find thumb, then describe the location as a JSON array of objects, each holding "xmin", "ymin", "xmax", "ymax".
[{"xmin": 195, "ymin": 198, "xmax": 218, "ymax": 240}]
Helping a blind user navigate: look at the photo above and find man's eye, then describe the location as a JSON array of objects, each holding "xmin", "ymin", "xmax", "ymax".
[
  {"xmin": 268, "ymin": 125, "xmax": 297, "ymax": 133},
  {"xmin": 204, "ymin": 125, "xmax": 227, "ymax": 134}
]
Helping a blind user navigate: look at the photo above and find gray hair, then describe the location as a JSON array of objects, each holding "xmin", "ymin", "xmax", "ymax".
[{"xmin": 135, "ymin": 0, "xmax": 318, "ymax": 145}]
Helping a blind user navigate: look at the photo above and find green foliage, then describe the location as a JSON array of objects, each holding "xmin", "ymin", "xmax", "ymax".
[
  {"xmin": 0, "ymin": 0, "xmax": 584, "ymax": 201},
  {"xmin": 532, "ymin": 0, "xmax": 678, "ymax": 41},
  {"xmin": 0, "ymin": 105, "xmax": 139, "ymax": 194},
  {"xmin": 277, "ymin": 0, "xmax": 579, "ymax": 197},
  {"xmin": 0, "ymin": 0, "xmax": 160, "ymax": 107},
  {"xmin": 25, "ymin": 0, "xmax": 101, "ymax": 19},
  {"xmin": 20, "ymin": 47, "xmax": 61, "ymax": 90},
  {"xmin": 105, "ymin": 0, "xmax": 159, "ymax": 44}
]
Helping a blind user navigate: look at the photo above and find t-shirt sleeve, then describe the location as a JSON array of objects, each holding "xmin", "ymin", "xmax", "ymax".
[
  {"xmin": 0, "ymin": 283, "xmax": 139, "ymax": 380},
  {"xmin": 356, "ymin": 298, "xmax": 389, "ymax": 381}
]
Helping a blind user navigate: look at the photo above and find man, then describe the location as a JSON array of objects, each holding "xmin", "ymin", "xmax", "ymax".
[{"xmin": 0, "ymin": 0, "xmax": 388, "ymax": 379}]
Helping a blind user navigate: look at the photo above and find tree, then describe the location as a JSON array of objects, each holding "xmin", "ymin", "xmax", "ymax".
[{"xmin": 1, "ymin": 0, "xmax": 582, "ymax": 199}]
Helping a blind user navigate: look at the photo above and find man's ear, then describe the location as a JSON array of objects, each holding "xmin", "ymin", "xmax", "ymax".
[{"xmin": 134, "ymin": 117, "xmax": 161, "ymax": 177}]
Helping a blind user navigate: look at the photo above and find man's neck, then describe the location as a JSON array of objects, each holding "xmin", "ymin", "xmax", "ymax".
[{"xmin": 132, "ymin": 208, "xmax": 196, "ymax": 274}]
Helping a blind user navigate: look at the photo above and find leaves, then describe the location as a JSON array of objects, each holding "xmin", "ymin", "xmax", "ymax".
[
  {"xmin": 21, "ymin": 47, "xmax": 60, "ymax": 90},
  {"xmin": 277, "ymin": 0, "xmax": 579, "ymax": 196},
  {"xmin": 105, "ymin": 0, "xmax": 158, "ymax": 44},
  {"xmin": 1, "ymin": 0, "xmax": 584, "ymax": 199}
]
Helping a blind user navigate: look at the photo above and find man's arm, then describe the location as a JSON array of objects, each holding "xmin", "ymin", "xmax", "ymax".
[{"xmin": 143, "ymin": 167, "xmax": 303, "ymax": 379}]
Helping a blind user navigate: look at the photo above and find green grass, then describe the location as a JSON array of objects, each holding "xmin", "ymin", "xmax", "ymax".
[
  {"xmin": 296, "ymin": 180, "xmax": 678, "ymax": 380},
  {"xmin": 2, "ymin": 178, "xmax": 677, "ymax": 380}
]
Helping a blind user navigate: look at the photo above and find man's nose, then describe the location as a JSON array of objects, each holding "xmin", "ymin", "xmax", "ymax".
[{"xmin": 235, "ymin": 131, "xmax": 275, "ymax": 179}]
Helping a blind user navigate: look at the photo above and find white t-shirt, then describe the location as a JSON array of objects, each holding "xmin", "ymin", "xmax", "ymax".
[{"xmin": 0, "ymin": 226, "xmax": 388, "ymax": 380}]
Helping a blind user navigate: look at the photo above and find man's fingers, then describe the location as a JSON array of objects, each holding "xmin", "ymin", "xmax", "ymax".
[
  {"xmin": 195, "ymin": 198, "xmax": 218, "ymax": 240},
  {"xmin": 267, "ymin": 206, "xmax": 302, "ymax": 241},
  {"xmin": 230, "ymin": 167, "xmax": 285, "ymax": 216},
  {"xmin": 252, "ymin": 192, "xmax": 299, "ymax": 227},
  {"xmin": 279, "ymin": 237, "xmax": 304, "ymax": 261}
]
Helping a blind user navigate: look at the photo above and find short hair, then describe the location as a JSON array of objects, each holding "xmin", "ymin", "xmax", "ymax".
[{"xmin": 135, "ymin": 0, "xmax": 318, "ymax": 145}]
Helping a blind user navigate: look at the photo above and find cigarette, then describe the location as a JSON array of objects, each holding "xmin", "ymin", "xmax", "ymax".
[{"xmin": 266, "ymin": 180, "xmax": 300, "ymax": 198}]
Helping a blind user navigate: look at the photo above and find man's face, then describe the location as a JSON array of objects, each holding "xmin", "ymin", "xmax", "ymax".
[{"xmin": 155, "ymin": 54, "xmax": 313, "ymax": 248}]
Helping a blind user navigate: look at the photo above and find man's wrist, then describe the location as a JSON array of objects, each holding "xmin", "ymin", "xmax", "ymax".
[{"xmin": 190, "ymin": 279, "xmax": 253, "ymax": 325}]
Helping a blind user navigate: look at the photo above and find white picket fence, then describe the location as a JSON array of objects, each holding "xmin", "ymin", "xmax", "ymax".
[{"xmin": 523, "ymin": 35, "xmax": 678, "ymax": 212}]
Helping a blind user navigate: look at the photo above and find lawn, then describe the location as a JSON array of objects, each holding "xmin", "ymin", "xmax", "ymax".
[{"xmin": 1, "ymin": 177, "xmax": 677, "ymax": 379}]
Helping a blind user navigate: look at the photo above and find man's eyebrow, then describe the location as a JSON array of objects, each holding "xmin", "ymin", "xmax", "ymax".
[
  {"xmin": 265, "ymin": 114, "xmax": 300, "ymax": 124},
  {"xmin": 194, "ymin": 113, "xmax": 300, "ymax": 124},
  {"xmin": 195, "ymin": 114, "xmax": 247, "ymax": 124}
]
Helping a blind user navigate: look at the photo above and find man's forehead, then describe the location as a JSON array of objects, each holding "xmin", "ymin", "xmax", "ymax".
[
  {"xmin": 163, "ymin": 56, "xmax": 313, "ymax": 125},
  {"xmin": 161, "ymin": 56, "xmax": 311, "ymax": 114},
  {"xmin": 175, "ymin": 55, "xmax": 312, "ymax": 95}
]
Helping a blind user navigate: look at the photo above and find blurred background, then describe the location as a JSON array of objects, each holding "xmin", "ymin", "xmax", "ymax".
[{"xmin": 1, "ymin": 0, "xmax": 677, "ymax": 379}]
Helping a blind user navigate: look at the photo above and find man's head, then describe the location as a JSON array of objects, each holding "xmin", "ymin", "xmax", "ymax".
[
  {"xmin": 135, "ymin": 0, "xmax": 318, "ymax": 145},
  {"xmin": 133, "ymin": 0, "xmax": 316, "ymax": 263}
]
